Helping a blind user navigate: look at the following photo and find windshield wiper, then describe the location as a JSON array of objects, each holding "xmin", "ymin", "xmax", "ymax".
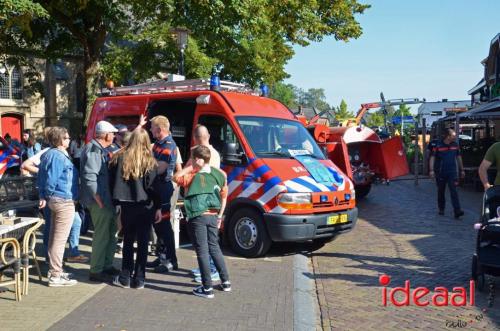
[{"xmin": 258, "ymin": 151, "xmax": 292, "ymax": 158}]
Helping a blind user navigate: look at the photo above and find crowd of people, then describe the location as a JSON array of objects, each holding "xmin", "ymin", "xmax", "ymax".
[{"xmin": 23, "ymin": 116, "xmax": 231, "ymax": 298}]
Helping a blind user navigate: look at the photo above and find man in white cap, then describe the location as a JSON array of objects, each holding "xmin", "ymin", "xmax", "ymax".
[{"xmin": 80, "ymin": 120, "xmax": 120, "ymax": 283}]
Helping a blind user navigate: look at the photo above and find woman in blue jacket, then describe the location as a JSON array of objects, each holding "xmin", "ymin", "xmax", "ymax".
[{"xmin": 38, "ymin": 127, "xmax": 79, "ymax": 287}]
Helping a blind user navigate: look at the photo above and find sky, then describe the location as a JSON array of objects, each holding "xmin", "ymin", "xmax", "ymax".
[{"xmin": 284, "ymin": 0, "xmax": 500, "ymax": 114}]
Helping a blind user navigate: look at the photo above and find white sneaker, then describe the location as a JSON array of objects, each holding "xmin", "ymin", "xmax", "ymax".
[{"xmin": 48, "ymin": 274, "xmax": 77, "ymax": 287}]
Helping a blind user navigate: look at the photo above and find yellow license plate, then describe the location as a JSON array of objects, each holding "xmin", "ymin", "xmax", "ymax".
[{"xmin": 327, "ymin": 214, "xmax": 348, "ymax": 225}]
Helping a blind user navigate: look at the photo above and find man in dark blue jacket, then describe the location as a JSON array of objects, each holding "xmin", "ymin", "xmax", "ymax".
[{"xmin": 429, "ymin": 129, "xmax": 465, "ymax": 219}]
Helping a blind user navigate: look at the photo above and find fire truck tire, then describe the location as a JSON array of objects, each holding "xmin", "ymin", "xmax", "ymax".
[
  {"xmin": 228, "ymin": 208, "xmax": 272, "ymax": 258},
  {"xmin": 356, "ymin": 184, "xmax": 371, "ymax": 199}
]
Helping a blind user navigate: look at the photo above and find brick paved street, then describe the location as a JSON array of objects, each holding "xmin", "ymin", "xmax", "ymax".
[
  {"xmin": 3, "ymin": 178, "xmax": 500, "ymax": 330},
  {"xmin": 312, "ymin": 179, "xmax": 500, "ymax": 330},
  {"xmin": 1, "ymin": 236, "xmax": 302, "ymax": 330}
]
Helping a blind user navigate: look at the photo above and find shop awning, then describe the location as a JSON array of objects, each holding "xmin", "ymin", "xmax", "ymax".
[{"xmin": 458, "ymin": 100, "xmax": 500, "ymax": 118}]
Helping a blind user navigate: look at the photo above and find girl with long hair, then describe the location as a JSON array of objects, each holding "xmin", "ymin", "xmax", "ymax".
[{"xmin": 109, "ymin": 129, "xmax": 162, "ymax": 289}]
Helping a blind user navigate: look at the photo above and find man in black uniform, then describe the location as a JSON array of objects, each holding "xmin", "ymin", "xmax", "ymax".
[{"xmin": 429, "ymin": 128, "xmax": 465, "ymax": 219}]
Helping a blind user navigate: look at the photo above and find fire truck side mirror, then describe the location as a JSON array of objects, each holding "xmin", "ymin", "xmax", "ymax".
[{"xmin": 223, "ymin": 142, "xmax": 245, "ymax": 165}]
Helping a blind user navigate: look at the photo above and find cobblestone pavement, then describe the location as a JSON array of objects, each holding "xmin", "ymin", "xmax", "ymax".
[
  {"xmin": 0, "ymin": 235, "xmax": 106, "ymax": 330},
  {"xmin": 312, "ymin": 179, "xmax": 500, "ymax": 330},
  {"xmin": 48, "ymin": 245, "xmax": 296, "ymax": 331}
]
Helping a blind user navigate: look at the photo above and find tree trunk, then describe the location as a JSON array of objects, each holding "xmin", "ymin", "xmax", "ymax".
[
  {"xmin": 83, "ymin": 56, "xmax": 101, "ymax": 126},
  {"xmin": 44, "ymin": 60, "xmax": 58, "ymax": 126}
]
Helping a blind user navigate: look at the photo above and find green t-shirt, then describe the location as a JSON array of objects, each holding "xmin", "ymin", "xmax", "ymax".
[{"xmin": 484, "ymin": 142, "xmax": 500, "ymax": 185}]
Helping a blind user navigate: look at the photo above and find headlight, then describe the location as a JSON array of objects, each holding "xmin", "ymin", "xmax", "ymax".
[
  {"xmin": 277, "ymin": 193, "xmax": 313, "ymax": 209},
  {"xmin": 350, "ymin": 187, "xmax": 356, "ymax": 200}
]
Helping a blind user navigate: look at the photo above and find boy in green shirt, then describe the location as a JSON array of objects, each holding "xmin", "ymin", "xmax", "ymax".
[{"xmin": 173, "ymin": 145, "xmax": 231, "ymax": 298}]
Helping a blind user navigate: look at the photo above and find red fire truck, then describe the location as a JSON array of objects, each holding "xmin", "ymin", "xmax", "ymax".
[{"xmin": 86, "ymin": 79, "xmax": 357, "ymax": 257}]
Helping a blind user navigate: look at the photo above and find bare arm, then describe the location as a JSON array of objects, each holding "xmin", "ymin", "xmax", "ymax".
[
  {"xmin": 479, "ymin": 159, "xmax": 493, "ymax": 190},
  {"xmin": 457, "ymin": 156, "xmax": 465, "ymax": 178},
  {"xmin": 21, "ymin": 159, "xmax": 39, "ymax": 175},
  {"xmin": 429, "ymin": 155, "xmax": 435, "ymax": 177}
]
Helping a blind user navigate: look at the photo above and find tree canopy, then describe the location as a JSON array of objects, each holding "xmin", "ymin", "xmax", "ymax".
[{"xmin": 1, "ymin": 0, "xmax": 370, "ymax": 118}]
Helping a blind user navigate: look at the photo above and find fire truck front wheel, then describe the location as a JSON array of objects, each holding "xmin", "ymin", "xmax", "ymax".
[
  {"xmin": 228, "ymin": 208, "xmax": 272, "ymax": 258},
  {"xmin": 355, "ymin": 184, "xmax": 371, "ymax": 199}
]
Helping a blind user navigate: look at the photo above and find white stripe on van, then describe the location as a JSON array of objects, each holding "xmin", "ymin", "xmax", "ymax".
[
  {"xmin": 228, "ymin": 180, "xmax": 243, "ymax": 195},
  {"xmin": 239, "ymin": 182, "xmax": 263, "ymax": 198},
  {"xmin": 258, "ymin": 184, "xmax": 287, "ymax": 205},
  {"xmin": 299, "ymin": 176, "xmax": 331, "ymax": 192},
  {"xmin": 284, "ymin": 180, "xmax": 313, "ymax": 193}
]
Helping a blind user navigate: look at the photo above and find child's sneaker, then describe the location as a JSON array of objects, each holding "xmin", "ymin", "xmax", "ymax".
[
  {"xmin": 112, "ymin": 275, "xmax": 130, "ymax": 288},
  {"xmin": 220, "ymin": 281, "xmax": 232, "ymax": 292},
  {"xmin": 192, "ymin": 285, "xmax": 214, "ymax": 299},
  {"xmin": 133, "ymin": 278, "xmax": 145, "ymax": 289},
  {"xmin": 194, "ymin": 271, "xmax": 220, "ymax": 283},
  {"xmin": 48, "ymin": 274, "xmax": 77, "ymax": 287}
]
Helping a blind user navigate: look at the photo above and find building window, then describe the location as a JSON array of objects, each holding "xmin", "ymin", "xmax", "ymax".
[{"xmin": 0, "ymin": 66, "xmax": 23, "ymax": 100}]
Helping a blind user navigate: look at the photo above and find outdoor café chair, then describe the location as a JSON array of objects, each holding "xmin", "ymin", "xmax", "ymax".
[
  {"xmin": 21, "ymin": 218, "xmax": 43, "ymax": 295},
  {"xmin": 0, "ymin": 237, "xmax": 22, "ymax": 302}
]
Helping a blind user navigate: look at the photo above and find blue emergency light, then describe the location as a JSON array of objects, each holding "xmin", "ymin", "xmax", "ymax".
[
  {"xmin": 210, "ymin": 74, "xmax": 220, "ymax": 91},
  {"xmin": 260, "ymin": 83, "xmax": 269, "ymax": 97},
  {"xmin": 344, "ymin": 193, "xmax": 351, "ymax": 201}
]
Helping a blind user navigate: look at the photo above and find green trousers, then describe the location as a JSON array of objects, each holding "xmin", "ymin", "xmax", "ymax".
[{"xmin": 88, "ymin": 204, "xmax": 117, "ymax": 273}]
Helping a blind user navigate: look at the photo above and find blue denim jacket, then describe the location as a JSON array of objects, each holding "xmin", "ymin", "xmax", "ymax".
[{"xmin": 38, "ymin": 148, "xmax": 79, "ymax": 200}]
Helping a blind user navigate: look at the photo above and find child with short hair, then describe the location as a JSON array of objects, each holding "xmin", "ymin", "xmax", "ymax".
[{"xmin": 173, "ymin": 145, "xmax": 231, "ymax": 298}]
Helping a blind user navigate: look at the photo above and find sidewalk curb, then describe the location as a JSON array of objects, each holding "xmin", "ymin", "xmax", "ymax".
[{"xmin": 294, "ymin": 253, "xmax": 318, "ymax": 331}]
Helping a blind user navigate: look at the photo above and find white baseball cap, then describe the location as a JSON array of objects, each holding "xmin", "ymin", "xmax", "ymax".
[{"xmin": 95, "ymin": 121, "xmax": 118, "ymax": 134}]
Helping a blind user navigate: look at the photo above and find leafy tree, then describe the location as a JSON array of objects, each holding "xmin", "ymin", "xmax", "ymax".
[
  {"xmin": 2, "ymin": 0, "xmax": 370, "ymax": 119},
  {"xmin": 394, "ymin": 104, "xmax": 412, "ymax": 117},
  {"xmin": 365, "ymin": 112, "xmax": 384, "ymax": 127},
  {"xmin": 335, "ymin": 99, "xmax": 354, "ymax": 120},
  {"xmin": 302, "ymin": 88, "xmax": 330, "ymax": 111},
  {"xmin": 270, "ymin": 82, "xmax": 298, "ymax": 109}
]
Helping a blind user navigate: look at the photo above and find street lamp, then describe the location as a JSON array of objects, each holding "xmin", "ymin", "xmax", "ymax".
[{"xmin": 170, "ymin": 27, "xmax": 190, "ymax": 76}]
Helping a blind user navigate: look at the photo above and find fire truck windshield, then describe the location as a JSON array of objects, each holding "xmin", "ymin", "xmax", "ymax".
[{"xmin": 236, "ymin": 116, "xmax": 325, "ymax": 160}]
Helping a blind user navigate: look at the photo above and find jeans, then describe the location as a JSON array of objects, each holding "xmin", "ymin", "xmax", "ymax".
[
  {"xmin": 43, "ymin": 206, "xmax": 82, "ymax": 258},
  {"xmin": 47, "ymin": 198, "xmax": 75, "ymax": 277},
  {"xmin": 153, "ymin": 181, "xmax": 177, "ymax": 263},
  {"xmin": 120, "ymin": 203, "xmax": 154, "ymax": 280},
  {"xmin": 188, "ymin": 214, "xmax": 229, "ymax": 288},
  {"xmin": 436, "ymin": 173, "xmax": 461, "ymax": 212}
]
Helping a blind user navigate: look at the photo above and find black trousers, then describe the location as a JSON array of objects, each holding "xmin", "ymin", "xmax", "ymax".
[
  {"xmin": 436, "ymin": 173, "xmax": 461, "ymax": 212},
  {"xmin": 153, "ymin": 181, "xmax": 177, "ymax": 263},
  {"xmin": 121, "ymin": 204, "xmax": 154, "ymax": 280},
  {"xmin": 188, "ymin": 214, "xmax": 229, "ymax": 288}
]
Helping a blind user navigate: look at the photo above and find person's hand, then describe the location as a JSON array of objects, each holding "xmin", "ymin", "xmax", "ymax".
[
  {"xmin": 217, "ymin": 216, "xmax": 223, "ymax": 229},
  {"xmin": 484, "ymin": 183, "xmax": 493, "ymax": 191},
  {"xmin": 39, "ymin": 199, "xmax": 46, "ymax": 209},
  {"xmin": 429, "ymin": 170, "xmax": 435, "ymax": 178},
  {"xmin": 138, "ymin": 114, "xmax": 147, "ymax": 128},
  {"xmin": 460, "ymin": 170, "xmax": 465, "ymax": 179},
  {"xmin": 94, "ymin": 194, "xmax": 104, "ymax": 209},
  {"xmin": 154, "ymin": 209, "xmax": 162, "ymax": 223}
]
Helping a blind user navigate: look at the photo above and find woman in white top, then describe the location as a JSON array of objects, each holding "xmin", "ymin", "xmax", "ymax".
[{"xmin": 69, "ymin": 134, "xmax": 85, "ymax": 170}]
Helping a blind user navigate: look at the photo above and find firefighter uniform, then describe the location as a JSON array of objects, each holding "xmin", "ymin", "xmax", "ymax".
[
  {"xmin": 151, "ymin": 135, "xmax": 178, "ymax": 271},
  {"xmin": 431, "ymin": 140, "xmax": 462, "ymax": 216}
]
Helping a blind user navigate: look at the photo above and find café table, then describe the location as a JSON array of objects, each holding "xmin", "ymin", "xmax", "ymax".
[{"xmin": 0, "ymin": 217, "xmax": 43, "ymax": 297}]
